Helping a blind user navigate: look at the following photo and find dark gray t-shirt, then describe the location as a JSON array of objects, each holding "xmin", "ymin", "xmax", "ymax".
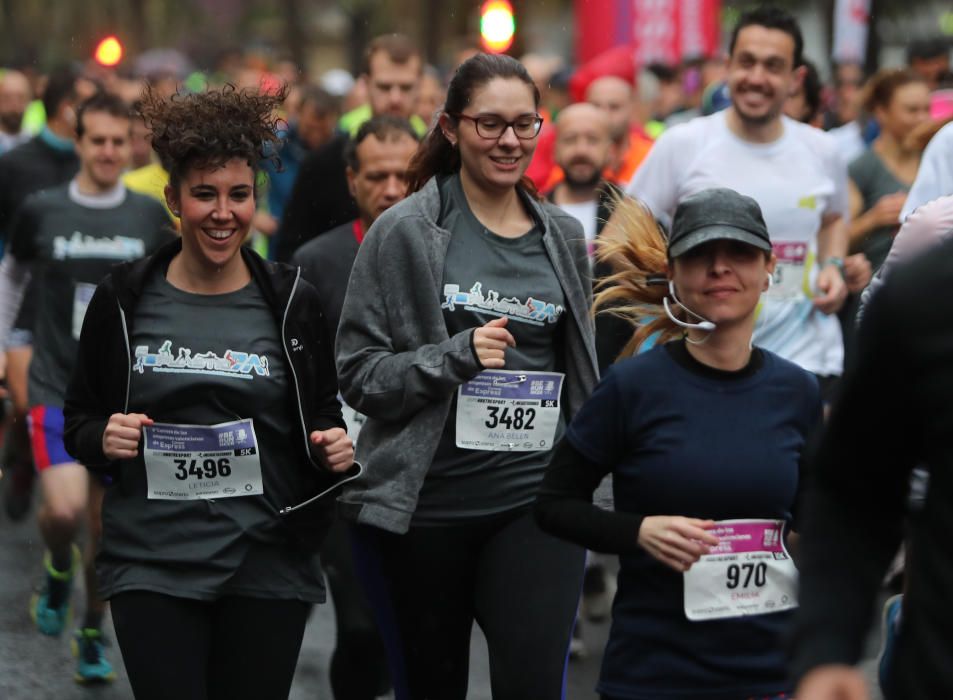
[
  {"xmin": 97, "ymin": 271, "xmax": 324, "ymax": 602},
  {"xmin": 848, "ymin": 148, "xmax": 907, "ymax": 272},
  {"xmin": 8, "ymin": 183, "xmax": 172, "ymax": 408},
  {"xmin": 414, "ymin": 174, "xmax": 567, "ymax": 523}
]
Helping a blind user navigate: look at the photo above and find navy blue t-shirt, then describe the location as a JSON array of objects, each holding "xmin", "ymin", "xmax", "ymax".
[{"xmin": 566, "ymin": 343, "xmax": 820, "ymax": 700}]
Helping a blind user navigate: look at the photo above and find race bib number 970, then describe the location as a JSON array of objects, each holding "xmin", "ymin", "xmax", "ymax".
[
  {"xmin": 683, "ymin": 519, "xmax": 798, "ymax": 621},
  {"xmin": 143, "ymin": 419, "xmax": 263, "ymax": 501},
  {"xmin": 455, "ymin": 370, "xmax": 564, "ymax": 451}
]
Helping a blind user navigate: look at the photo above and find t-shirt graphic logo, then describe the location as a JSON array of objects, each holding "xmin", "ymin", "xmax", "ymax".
[
  {"xmin": 53, "ymin": 232, "xmax": 146, "ymax": 260},
  {"xmin": 134, "ymin": 340, "xmax": 270, "ymax": 380},
  {"xmin": 441, "ymin": 282, "xmax": 564, "ymax": 326}
]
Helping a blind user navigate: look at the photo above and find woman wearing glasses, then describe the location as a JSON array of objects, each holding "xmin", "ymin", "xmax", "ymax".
[{"xmin": 336, "ymin": 53, "xmax": 599, "ymax": 699}]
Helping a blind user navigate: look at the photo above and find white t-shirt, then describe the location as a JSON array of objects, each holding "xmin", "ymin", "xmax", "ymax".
[
  {"xmin": 626, "ymin": 110, "xmax": 850, "ymax": 376},
  {"xmin": 555, "ymin": 199, "xmax": 599, "ymax": 253},
  {"xmin": 901, "ymin": 121, "xmax": 953, "ymax": 221}
]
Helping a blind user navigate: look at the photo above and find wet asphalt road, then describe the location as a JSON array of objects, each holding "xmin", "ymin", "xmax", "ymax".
[
  {"xmin": 1, "ymin": 478, "xmax": 884, "ymax": 700},
  {"xmin": 0, "ymin": 485, "xmax": 607, "ymax": 700}
]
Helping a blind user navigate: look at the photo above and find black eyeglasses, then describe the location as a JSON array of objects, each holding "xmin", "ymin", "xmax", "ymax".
[{"xmin": 450, "ymin": 112, "xmax": 543, "ymax": 140}]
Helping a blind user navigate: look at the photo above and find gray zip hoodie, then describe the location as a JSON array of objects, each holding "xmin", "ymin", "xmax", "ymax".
[{"xmin": 335, "ymin": 176, "xmax": 599, "ymax": 534}]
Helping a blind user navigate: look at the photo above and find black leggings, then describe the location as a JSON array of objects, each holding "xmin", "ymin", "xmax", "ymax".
[
  {"xmin": 351, "ymin": 507, "xmax": 586, "ymax": 700},
  {"xmin": 110, "ymin": 591, "xmax": 310, "ymax": 700},
  {"xmin": 322, "ymin": 516, "xmax": 390, "ymax": 698}
]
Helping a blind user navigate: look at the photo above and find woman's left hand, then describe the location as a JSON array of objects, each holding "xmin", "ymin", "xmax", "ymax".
[{"xmin": 309, "ymin": 428, "xmax": 354, "ymax": 473}]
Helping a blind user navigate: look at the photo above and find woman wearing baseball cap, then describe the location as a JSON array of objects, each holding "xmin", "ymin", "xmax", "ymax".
[{"xmin": 536, "ymin": 187, "xmax": 822, "ymax": 700}]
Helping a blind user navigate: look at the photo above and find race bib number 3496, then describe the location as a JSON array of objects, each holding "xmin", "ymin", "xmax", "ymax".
[
  {"xmin": 455, "ymin": 370, "xmax": 564, "ymax": 452},
  {"xmin": 143, "ymin": 419, "xmax": 263, "ymax": 501},
  {"xmin": 683, "ymin": 519, "xmax": 798, "ymax": 621}
]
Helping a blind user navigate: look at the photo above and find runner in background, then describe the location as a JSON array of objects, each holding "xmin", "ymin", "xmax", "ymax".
[
  {"xmin": 0, "ymin": 69, "xmax": 33, "ymax": 154},
  {"xmin": 546, "ymin": 101, "xmax": 621, "ymax": 657},
  {"xmin": 0, "ymin": 91, "xmax": 172, "ymax": 683},
  {"xmin": 62, "ymin": 85, "xmax": 357, "ymax": 699},
  {"xmin": 293, "ymin": 114, "xmax": 419, "ymax": 700},
  {"xmin": 536, "ymin": 188, "xmax": 820, "ymax": 700},
  {"xmin": 275, "ymin": 34, "xmax": 427, "ymax": 261},
  {"xmin": 627, "ymin": 6, "xmax": 850, "ymax": 404},
  {"xmin": 0, "ymin": 68, "xmax": 82, "ymax": 521},
  {"xmin": 336, "ymin": 53, "xmax": 598, "ymax": 699}
]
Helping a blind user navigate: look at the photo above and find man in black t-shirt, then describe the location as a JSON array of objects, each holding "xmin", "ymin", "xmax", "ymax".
[
  {"xmin": 292, "ymin": 115, "xmax": 417, "ymax": 700},
  {"xmin": 0, "ymin": 92, "xmax": 172, "ymax": 685}
]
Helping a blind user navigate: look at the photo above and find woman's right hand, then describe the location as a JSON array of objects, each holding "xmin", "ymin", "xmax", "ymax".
[
  {"xmin": 472, "ymin": 317, "xmax": 516, "ymax": 369},
  {"xmin": 638, "ymin": 516, "xmax": 720, "ymax": 572},
  {"xmin": 102, "ymin": 413, "xmax": 154, "ymax": 460}
]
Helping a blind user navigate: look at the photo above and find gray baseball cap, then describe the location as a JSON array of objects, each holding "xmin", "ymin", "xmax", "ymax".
[{"xmin": 668, "ymin": 188, "xmax": 772, "ymax": 258}]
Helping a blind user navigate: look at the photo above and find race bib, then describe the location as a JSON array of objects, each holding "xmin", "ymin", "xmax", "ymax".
[
  {"xmin": 72, "ymin": 283, "xmax": 97, "ymax": 340},
  {"xmin": 683, "ymin": 519, "xmax": 798, "ymax": 621},
  {"xmin": 455, "ymin": 370, "xmax": 564, "ymax": 451},
  {"xmin": 143, "ymin": 419, "xmax": 263, "ymax": 501},
  {"xmin": 767, "ymin": 242, "xmax": 808, "ymax": 300}
]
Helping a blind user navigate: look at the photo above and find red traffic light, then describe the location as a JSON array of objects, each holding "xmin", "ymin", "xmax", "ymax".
[
  {"xmin": 94, "ymin": 36, "xmax": 123, "ymax": 67},
  {"xmin": 481, "ymin": 0, "xmax": 515, "ymax": 54}
]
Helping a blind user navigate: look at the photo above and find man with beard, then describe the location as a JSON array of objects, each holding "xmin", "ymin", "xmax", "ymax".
[
  {"xmin": 548, "ymin": 103, "xmax": 638, "ymax": 373},
  {"xmin": 0, "ymin": 70, "xmax": 32, "ymax": 154},
  {"xmin": 627, "ymin": 6, "xmax": 849, "ymax": 397},
  {"xmin": 549, "ymin": 103, "xmax": 616, "ymax": 258},
  {"xmin": 585, "ymin": 76, "xmax": 653, "ymax": 186}
]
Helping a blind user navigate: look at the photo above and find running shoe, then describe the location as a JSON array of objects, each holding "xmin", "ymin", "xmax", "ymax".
[
  {"xmin": 72, "ymin": 628, "xmax": 116, "ymax": 684},
  {"xmin": 877, "ymin": 593, "xmax": 903, "ymax": 693},
  {"xmin": 29, "ymin": 545, "xmax": 79, "ymax": 636}
]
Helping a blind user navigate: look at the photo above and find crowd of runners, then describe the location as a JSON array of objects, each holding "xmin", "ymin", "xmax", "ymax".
[{"xmin": 1, "ymin": 5, "xmax": 953, "ymax": 700}]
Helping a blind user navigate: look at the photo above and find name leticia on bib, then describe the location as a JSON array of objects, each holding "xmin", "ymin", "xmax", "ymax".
[
  {"xmin": 134, "ymin": 340, "xmax": 269, "ymax": 380},
  {"xmin": 441, "ymin": 282, "xmax": 564, "ymax": 326}
]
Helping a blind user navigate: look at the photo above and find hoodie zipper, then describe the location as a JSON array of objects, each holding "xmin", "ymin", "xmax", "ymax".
[
  {"xmin": 118, "ymin": 299, "xmax": 132, "ymax": 412},
  {"xmin": 278, "ymin": 268, "xmax": 362, "ymax": 515}
]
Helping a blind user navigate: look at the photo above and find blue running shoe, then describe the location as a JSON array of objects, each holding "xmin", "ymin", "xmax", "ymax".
[
  {"xmin": 72, "ymin": 628, "xmax": 116, "ymax": 684},
  {"xmin": 29, "ymin": 545, "xmax": 79, "ymax": 636},
  {"xmin": 877, "ymin": 593, "xmax": 903, "ymax": 694}
]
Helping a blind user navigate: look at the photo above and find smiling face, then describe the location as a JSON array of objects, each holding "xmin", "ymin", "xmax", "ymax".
[
  {"xmin": 728, "ymin": 25, "xmax": 801, "ymax": 128},
  {"xmin": 166, "ymin": 158, "xmax": 255, "ymax": 275},
  {"xmin": 671, "ymin": 239, "xmax": 775, "ymax": 328},
  {"xmin": 443, "ymin": 77, "xmax": 539, "ymax": 194}
]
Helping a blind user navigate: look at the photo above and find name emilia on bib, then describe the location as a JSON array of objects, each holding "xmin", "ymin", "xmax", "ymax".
[
  {"xmin": 456, "ymin": 370, "xmax": 564, "ymax": 451},
  {"xmin": 143, "ymin": 419, "xmax": 263, "ymax": 501},
  {"xmin": 683, "ymin": 519, "xmax": 798, "ymax": 621}
]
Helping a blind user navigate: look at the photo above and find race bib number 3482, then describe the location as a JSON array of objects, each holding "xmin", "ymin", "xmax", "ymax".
[
  {"xmin": 683, "ymin": 519, "xmax": 798, "ymax": 621},
  {"xmin": 455, "ymin": 370, "xmax": 564, "ymax": 452},
  {"xmin": 142, "ymin": 419, "xmax": 263, "ymax": 501}
]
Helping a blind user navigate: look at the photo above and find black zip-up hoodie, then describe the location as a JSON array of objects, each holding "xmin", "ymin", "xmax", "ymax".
[{"xmin": 63, "ymin": 239, "xmax": 360, "ymax": 541}]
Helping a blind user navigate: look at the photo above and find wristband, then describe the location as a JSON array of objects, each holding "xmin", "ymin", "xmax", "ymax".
[{"xmin": 822, "ymin": 256, "xmax": 845, "ymax": 276}]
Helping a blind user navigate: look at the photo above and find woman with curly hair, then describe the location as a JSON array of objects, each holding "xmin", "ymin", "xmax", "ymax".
[{"xmin": 62, "ymin": 85, "xmax": 359, "ymax": 700}]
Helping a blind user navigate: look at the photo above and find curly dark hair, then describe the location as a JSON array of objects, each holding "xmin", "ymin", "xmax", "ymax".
[{"xmin": 140, "ymin": 84, "xmax": 286, "ymax": 191}]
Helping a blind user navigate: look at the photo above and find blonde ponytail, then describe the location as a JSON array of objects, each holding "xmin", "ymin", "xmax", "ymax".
[{"xmin": 594, "ymin": 195, "xmax": 685, "ymax": 359}]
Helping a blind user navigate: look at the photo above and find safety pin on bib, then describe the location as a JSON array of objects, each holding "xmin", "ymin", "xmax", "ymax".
[{"xmin": 492, "ymin": 374, "xmax": 528, "ymax": 387}]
